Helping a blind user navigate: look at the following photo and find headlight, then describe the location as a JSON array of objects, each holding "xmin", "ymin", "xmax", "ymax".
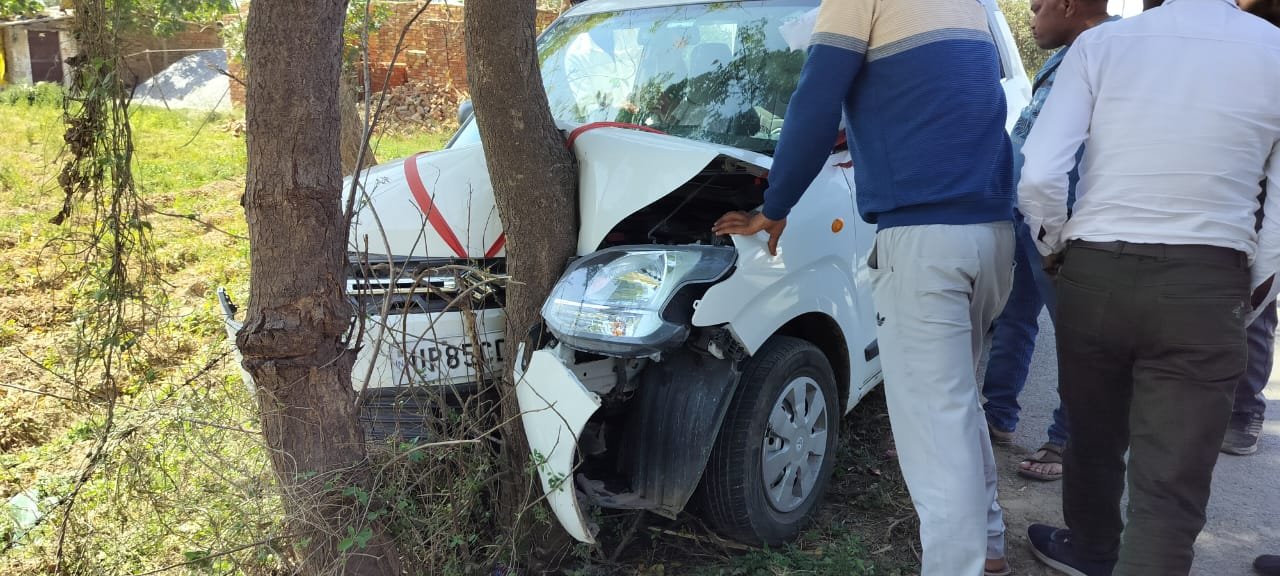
[{"xmin": 542, "ymin": 245, "xmax": 736, "ymax": 356}]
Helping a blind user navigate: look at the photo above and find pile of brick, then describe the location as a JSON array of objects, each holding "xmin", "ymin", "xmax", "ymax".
[{"xmin": 368, "ymin": 78, "xmax": 465, "ymax": 135}]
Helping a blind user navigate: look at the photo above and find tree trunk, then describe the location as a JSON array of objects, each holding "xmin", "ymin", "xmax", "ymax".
[
  {"xmin": 340, "ymin": 75, "xmax": 378, "ymax": 174},
  {"xmin": 464, "ymin": 0, "xmax": 579, "ymax": 552},
  {"xmin": 239, "ymin": 1, "xmax": 400, "ymax": 574}
]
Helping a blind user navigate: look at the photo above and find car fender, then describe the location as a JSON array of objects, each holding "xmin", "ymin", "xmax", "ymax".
[{"xmin": 691, "ymin": 250, "xmax": 864, "ymax": 405}]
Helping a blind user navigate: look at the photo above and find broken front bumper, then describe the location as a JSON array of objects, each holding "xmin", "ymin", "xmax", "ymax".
[
  {"xmin": 514, "ymin": 348, "xmax": 602, "ymax": 543},
  {"xmin": 514, "ymin": 342, "xmax": 740, "ymax": 544}
]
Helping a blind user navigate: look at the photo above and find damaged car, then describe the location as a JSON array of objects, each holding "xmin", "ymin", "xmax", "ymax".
[{"xmin": 220, "ymin": 0, "xmax": 1032, "ymax": 547}]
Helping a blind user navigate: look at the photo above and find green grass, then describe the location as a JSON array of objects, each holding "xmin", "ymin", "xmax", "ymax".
[
  {"xmin": 372, "ymin": 129, "xmax": 454, "ymax": 161},
  {"xmin": 0, "ymin": 87, "xmax": 458, "ymax": 575}
]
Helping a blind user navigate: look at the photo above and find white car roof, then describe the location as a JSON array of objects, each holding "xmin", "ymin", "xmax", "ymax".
[{"xmin": 565, "ymin": 0, "xmax": 818, "ymax": 18}]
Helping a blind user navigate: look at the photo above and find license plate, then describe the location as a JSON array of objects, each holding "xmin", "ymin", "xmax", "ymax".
[{"xmin": 389, "ymin": 335, "xmax": 506, "ymax": 384}]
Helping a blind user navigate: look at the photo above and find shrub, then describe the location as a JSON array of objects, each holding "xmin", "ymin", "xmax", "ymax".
[
  {"xmin": 999, "ymin": 0, "xmax": 1053, "ymax": 78},
  {"xmin": 0, "ymin": 82, "xmax": 65, "ymax": 107}
]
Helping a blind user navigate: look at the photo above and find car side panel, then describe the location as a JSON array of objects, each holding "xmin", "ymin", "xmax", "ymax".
[{"xmin": 691, "ymin": 153, "xmax": 878, "ymax": 412}]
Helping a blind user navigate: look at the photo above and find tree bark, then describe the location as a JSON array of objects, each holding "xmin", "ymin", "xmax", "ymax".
[
  {"xmin": 239, "ymin": 1, "xmax": 400, "ymax": 574},
  {"xmin": 340, "ymin": 75, "xmax": 378, "ymax": 174},
  {"xmin": 464, "ymin": 0, "xmax": 579, "ymax": 551}
]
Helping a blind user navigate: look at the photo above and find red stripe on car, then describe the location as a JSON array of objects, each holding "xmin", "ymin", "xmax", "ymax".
[
  {"xmin": 485, "ymin": 234, "xmax": 506, "ymax": 258},
  {"xmin": 403, "ymin": 153, "xmax": 468, "ymax": 258},
  {"xmin": 565, "ymin": 122, "xmax": 666, "ymax": 149}
]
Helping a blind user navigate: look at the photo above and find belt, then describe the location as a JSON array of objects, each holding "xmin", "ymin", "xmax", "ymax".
[{"xmin": 1070, "ymin": 240, "xmax": 1247, "ymax": 265}]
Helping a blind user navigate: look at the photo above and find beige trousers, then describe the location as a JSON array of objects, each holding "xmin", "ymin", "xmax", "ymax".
[{"xmin": 869, "ymin": 222, "xmax": 1015, "ymax": 576}]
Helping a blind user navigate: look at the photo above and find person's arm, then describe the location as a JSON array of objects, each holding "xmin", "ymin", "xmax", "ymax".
[
  {"xmin": 759, "ymin": 0, "xmax": 872, "ymax": 220},
  {"xmin": 713, "ymin": 0, "xmax": 872, "ymax": 255},
  {"xmin": 1249, "ymin": 142, "xmax": 1280, "ymax": 322},
  {"xmin": 1017, "ymin": 39, "xmax": 1095, "ymax": 258}
]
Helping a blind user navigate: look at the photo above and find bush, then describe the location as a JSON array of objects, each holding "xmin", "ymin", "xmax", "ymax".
[
  {"xmin": 998, "ymin": 0, "xmax": 1052, "ymax": 78},
  {"xmin": 0, "ymin": 0, "xmax": 43, "ymax": 20},
  {"xmin": 0, "ymin": 82, "xmax": 65, "ymax": 107}
]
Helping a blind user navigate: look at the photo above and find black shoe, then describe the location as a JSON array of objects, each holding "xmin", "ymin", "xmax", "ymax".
[
  {"xmin": 1221, "ymin": 412, "xmax": 1264, "ymax": 455},
  {"xmin": 1257, "ymin": 554, "xmax": 1280, "ymax": 576},
  {"xmin": 1027, "ymin": 524, "xmax": 1115, "ymax": 576}
]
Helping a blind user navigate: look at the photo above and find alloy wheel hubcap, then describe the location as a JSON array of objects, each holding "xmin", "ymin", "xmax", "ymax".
[{"xmin": 761, "ymin": 376, "xmax": 829, "ymax": 513}]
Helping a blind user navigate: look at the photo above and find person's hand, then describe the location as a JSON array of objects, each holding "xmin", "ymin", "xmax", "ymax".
[
  {"xmin": 713, "ymin": 211, "xmax": 787, "ymax": 256},
  {"xmin": 1042, "ymin": 253, "xmax": 1064, "ymax": 279}
]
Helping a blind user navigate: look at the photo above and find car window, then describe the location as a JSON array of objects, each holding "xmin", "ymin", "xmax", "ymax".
[{"xmin": 535, "ymin": 1, "xmax": 817, "ymax": 154}]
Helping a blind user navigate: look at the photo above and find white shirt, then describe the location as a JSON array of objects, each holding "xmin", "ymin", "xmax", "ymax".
[{"xmin": 1018, "ymin": 0, "xmax": 1280, "ymax": 305}]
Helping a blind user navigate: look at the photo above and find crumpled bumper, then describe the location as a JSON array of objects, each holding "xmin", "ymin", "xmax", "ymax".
[{"xmin": 514, "ymin": 349, "xmax": 602, "ymax": 543}]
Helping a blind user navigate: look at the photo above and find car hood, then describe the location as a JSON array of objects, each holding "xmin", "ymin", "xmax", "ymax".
[{"xmin": 345, "ymin": 125, "xmax": 772, "ymax": 260}]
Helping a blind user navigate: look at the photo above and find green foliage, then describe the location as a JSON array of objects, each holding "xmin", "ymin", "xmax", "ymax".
[
  {"xmin": 220, "ymin": 0, "xmax": 391, "ymax": 69},
  {"xmin": 0, "ymin": 96, "xmax": 492, "ymax": 575},
  {"xmin": 0, "ymin": 82, "xmax": 65, "ymax": 107},
  {"xmin": 998, "ymin": 0, "xmax": 1052, "ymax": 78},
  {"xmin": 112, "ymin": 0, "xmax": 236, "ymax": 36},
  {"xmin": 341, "ymin": 0, "xmax": 392, "ymax": 70},
  {"xmin": 0, "ymin": 0, "xmax": 42, "ymax": 20}
]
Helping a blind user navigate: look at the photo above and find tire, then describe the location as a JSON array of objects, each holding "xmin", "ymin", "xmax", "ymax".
[{"xmin": 694, "ymin": 335, "xmax": 840, "ymax": 546}]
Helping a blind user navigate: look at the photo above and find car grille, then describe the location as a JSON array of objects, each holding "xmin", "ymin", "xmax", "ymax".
[{"xmin": 347, "ymin": 254, "xmax": 506, "ymax": 315}]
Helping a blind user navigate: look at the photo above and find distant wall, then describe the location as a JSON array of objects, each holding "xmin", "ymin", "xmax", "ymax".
[
  {"xmin": 365, "ymin": 3, "xmax": 558, "ymax": 92},
  {"xmin": 227, "ymin": 1, "xmax": 562, "ymax": 107},
  {"xmin": 2, "ymin": 27, "xmax": 32, "ymax": 85},
  {"xmin": 119, "ymin": 24, "xmax": 225, "ymax": 87}
]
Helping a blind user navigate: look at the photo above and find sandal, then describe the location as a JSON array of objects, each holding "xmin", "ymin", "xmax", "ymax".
[{"xmin": 1018, "ymin": 442, "xmax": 1064, "ymax": 482}]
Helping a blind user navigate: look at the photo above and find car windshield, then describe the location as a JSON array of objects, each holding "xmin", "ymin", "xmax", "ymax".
[{"xmin": 451, "ymin": 0, "xmax": 817, "ymax": 154}]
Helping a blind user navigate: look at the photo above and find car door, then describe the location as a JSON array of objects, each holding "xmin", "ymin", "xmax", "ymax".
[{"xmin": 839, "ymin": 148, "xmax": 882, "ymax": 404}]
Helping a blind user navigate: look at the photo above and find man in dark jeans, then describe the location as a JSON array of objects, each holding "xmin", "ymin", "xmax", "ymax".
[
  {"xmin": 1130, "ymin": 0, "xmax": 1274, "ymax": 461},
  {"xmin": 1017, "ymin": 0, "xmax": 1280, "ymax": 574},
  {"xmin": 981, "ymin": 0, "xmax": 1117, "ymax": 484}
]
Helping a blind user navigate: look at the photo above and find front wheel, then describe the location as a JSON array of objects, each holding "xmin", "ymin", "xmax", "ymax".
[{"xmin": 694, "ymin": 335, "xmax": 840, "ymax": 546}]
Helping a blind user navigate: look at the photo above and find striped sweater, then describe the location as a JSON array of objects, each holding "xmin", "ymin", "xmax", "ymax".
[{"xmin": 762, "ymin": 0, "xmax": 1014, "ymax": 230}]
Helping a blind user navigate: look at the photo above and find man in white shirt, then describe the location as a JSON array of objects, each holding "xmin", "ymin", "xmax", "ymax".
[{"xmin": 1017, "ymin": 0, "xmax": 1280, "ymax": 574}]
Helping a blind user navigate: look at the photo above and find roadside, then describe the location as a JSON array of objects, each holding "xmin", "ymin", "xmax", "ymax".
[{"xmin": 5, "ymin": 86, "xmax": 1274, "ymax": 574}]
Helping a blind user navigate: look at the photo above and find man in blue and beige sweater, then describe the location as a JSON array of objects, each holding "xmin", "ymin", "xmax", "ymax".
[{"xmin": 713, "ymin": 0, "xmax": 1015, "ymax": 574}]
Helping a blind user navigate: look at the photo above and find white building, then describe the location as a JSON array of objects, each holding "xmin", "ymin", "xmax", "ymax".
[{"xmin": 1, "ymin": 8, "xmax": 76, "ymax": 87}]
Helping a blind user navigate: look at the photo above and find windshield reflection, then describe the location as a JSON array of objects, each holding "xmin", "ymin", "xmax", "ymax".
[{"xmin": 453, "ymin": 1, "xmax": 816, "ymax": 155}]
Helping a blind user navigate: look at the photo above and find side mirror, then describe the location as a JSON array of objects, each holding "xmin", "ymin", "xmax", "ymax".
[{"xmin": 457, "ymin": 99, "xmax": 474, "ymax": 125}]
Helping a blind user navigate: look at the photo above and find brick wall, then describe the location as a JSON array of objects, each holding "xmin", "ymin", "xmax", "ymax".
[
  {"xmin": 227, "ymin": 1, "xmax": 561, "ymax": 107},
  {"xmin": 363, "ymin": 2, "xmax": 560, "ymax": 93},
  {"xmin": 119, "ymin": 24, "xmax": 224, "ymax": 86}
]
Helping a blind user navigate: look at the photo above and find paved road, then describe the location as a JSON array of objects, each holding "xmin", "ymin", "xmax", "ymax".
[{"xmin": 984, "ymin": 312, "xmax": 1280, "ymax": 575}]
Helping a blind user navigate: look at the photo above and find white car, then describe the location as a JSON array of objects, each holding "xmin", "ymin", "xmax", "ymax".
[{"xmin": 221, "ymin": 0, "xmax": 1031, "ymax": 547}]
